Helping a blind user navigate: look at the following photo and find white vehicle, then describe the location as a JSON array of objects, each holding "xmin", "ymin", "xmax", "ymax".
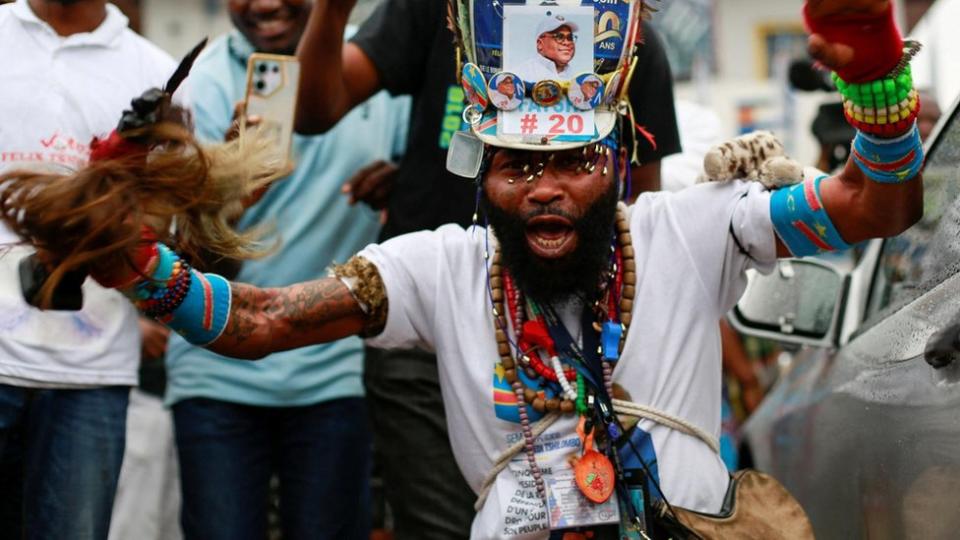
[{"xmin": 731, "ymin": 94, "xmax": 960, "ymax": 538}]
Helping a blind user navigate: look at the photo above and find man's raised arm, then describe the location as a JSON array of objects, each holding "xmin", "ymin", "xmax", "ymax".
[
  {"xmin": 771, "ymin": 0, "xmax": 924, "ymax": 258},
  {"xmin": 294, "ymin": 0, "xmax": 382, "ymax": 134}
]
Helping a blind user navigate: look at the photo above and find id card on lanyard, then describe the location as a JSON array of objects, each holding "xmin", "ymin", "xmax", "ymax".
[{"xmin": 546, "ymin": 464, "xmax": 620, "ymax": 529}]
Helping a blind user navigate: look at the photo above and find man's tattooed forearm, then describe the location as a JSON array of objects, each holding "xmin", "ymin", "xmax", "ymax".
[
  {"xmin": 220, "ymin": 284, "xmax": 261, "ymax": 347},
  {"xmin": 264, "ymin": 278, "xmax": 361, "ymax": 333},
  {"xmin": 213, "ymin": 278, "xmax": 363, "ymax": 358}
]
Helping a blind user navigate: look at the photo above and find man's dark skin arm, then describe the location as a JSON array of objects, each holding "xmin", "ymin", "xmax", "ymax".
[
  {"xmin": 294, "ymin": 0, "xmax": 382, "ymax": 134},
  {"xmin": 775, "ymin": 20, "xmax": 923, "ymax": 256},
  {"xmin": 784, "ymin": 159, "xmax": 922, "ymax": 257}
]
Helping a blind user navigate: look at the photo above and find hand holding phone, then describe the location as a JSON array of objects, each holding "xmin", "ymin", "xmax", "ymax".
[{"xmin": 243, "ymin": 53, "xmax": 301, "ymax": 168}]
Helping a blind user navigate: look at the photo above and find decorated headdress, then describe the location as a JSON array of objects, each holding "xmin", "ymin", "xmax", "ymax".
[{"xmin": 446, "ymin": 0, "xmax": 654, "ymax": 177}]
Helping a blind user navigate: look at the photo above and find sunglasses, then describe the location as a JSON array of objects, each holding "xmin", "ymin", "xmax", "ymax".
[{"xmin": 544, "ymin": 31, "xmax": 577, "ymax": 44}]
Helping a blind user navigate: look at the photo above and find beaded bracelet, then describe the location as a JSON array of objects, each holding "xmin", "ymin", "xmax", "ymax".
[
  {"xmin": 130, "ymin": 243, "xmax": 232, "ymax": 346},
  {"xmin": 835, "ymin": 66, "xmax": 920, "ymax": 137},
  {"xmin": 833, "ymin": 67, "xmax": 913, "ymax": 109},
  {"xmin": 140, "ymin": 262, "xmax": 192, "ymax": 318},
  {"xmin": 131, "ymin": 245, "xmax": 194, "ymax": 319},
  {"xmin": 843, "ymin": 90, "xmax": 919, "ymax": 136}
]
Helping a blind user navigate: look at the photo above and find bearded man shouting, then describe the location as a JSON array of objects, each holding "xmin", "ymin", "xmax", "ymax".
[{"xmin": 0, "ymin": 0, "xmax": 923, "ymax": 538}]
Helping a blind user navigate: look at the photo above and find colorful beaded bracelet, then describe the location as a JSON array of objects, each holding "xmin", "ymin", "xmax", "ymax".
[
  {"xmin": 844, "ymin": 91, "xmax": 920, "ymax": 137},
  {"xmin": 843, "ymin": 88, "xmax": 919, "ymax": 123},
  {"xmin": 843, "ymin": 89, "xmax": 918, "ymax": 123},
  {"xmin": 133, "ymin": 245, "xmax": 193, "ymax": 318},
  {"xmin": 833, "ymin": 66, "xmax": 913, "ymax": 109},
  {"xmin": 139, "ymin": 261, "xmax": 193, "ymax": 318}
]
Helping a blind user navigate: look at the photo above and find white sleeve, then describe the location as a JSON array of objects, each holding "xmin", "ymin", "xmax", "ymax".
[
  {"xmin": 359, "ymin": 231, "xmax": 439, "ymax": 351},
  {"xmin": 720, "ymin": 181, "xmax": 777, "ymax": 310},
  {"xmin": 359, "ymin": 225, "xmax": 473, "ymax": 352},
  {"xmin": 668, "ymin": 181, "xmax": 777, "ymax": 316}
]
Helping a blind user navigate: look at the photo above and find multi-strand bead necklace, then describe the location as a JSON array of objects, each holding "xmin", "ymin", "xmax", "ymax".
[{"xmin": 489, "ymin": 206, "xmax": 636, "ymax": 500}]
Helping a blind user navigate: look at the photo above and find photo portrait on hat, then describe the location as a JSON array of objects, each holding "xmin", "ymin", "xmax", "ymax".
[
  {"xmin": 488, "ymin": 72, "xmax": 524, "ymax": 111},
  {"xmin": 510, "ymin": 9, "xmax": 588, "ymax": 83},
  {"xmin": 569, "ymin": 73, "xmax": 604, "ymax": 111}
]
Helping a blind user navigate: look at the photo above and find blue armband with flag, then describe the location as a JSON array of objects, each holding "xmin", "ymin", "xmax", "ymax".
[
  {"xmin": 770, "ymin": 176, "xmax": 851, "ymax": 257},
  {"xmin": 165, "ymin": 271, "xmax": 232, "ymax": 346},
  {"xmin": 851, "ymin": 123, "xmax": 924, "ymax": 184},
  {"xmin": 132, "ymin": 243, "xmax": 232, "ymax": 346}
]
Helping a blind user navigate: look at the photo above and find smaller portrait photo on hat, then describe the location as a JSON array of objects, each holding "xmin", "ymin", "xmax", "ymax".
[
  {"xmin": 488, "ymin": 72, "xmax": 525, "ymax": 111},
  {"xmin": 504, "ymin": 5, "xmax": 593, "ymax": 84},
  {"xmin": 568, "ymin": 73, "xmax": 604, "ymax": 111},
  {"xmin": 461, "ymin": 63, "xmax": 489, "ymax": 110}
]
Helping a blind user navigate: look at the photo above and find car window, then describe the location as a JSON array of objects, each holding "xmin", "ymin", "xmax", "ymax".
[{"xmin": 865, "ymin": 104, "xmax": 960, "ymax": 322}]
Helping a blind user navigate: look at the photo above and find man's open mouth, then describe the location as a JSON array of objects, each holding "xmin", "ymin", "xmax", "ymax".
[{"xmin": 525, "ymin": 215, "xmax": 576, "ymax": 258}]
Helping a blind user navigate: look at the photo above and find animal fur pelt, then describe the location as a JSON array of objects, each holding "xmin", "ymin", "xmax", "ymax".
[{"xmin": 699, "ymin": 131, "xmax": 804, "ymax": 189}]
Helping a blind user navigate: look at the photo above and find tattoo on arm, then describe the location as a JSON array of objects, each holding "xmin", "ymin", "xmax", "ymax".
[{"xmin": 211, "ymin": 278, "xmax": 366, "ymax": 359}]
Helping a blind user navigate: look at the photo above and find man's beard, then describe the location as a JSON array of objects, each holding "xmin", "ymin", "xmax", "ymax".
[{"xmin": 483, "ymin": 181, "xmax": 619, "ymax": 306}]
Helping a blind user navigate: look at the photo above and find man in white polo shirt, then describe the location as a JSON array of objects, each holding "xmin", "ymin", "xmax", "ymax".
[
  {"xmin": 0, "ymin": 0, "xmax": 175, "ymax": 536},
  {"xmin": 516, "ymin": 14, "xmax": 579, "ymax": 82}
]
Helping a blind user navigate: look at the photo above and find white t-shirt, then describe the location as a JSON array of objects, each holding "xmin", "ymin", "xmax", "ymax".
[
  {"xmin": 362, "ymin": 181, "xmax": 776, "ymax": 539},
  {"xmin": 0, "ymin": 0, "xmax": 176, "ymax": 386},
  {"xmin": 516, "ymin": 54, "xmax": 574, "ymax": 82}
]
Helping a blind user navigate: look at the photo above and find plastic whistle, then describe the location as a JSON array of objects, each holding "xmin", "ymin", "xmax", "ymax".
[{"xmin": 602, "ymin": 321, "xmax": 622, "ymax": 361}]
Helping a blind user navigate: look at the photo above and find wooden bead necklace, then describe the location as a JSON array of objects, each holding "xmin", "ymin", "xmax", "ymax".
[{"xmin": 489, "ymin": 205, "xmax": 636, "ymax": 500}]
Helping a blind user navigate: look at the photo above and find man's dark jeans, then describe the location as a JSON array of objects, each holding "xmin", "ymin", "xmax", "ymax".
[
  {"xmin": 0, "ymin": 384, "xmax": 129, "ymax": 540},
  {"xmin": 365, "ymin": 348, "xmax": 475, "ymax": 540},
  {"xmin": 173, "ymin": 397, "xmax": 371, "ymax": 540}
]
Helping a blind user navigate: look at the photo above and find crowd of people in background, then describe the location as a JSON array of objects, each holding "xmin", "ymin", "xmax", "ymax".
[{"xmin": 0, "ymin": 0, "xmax": 941, "ymax": 539}]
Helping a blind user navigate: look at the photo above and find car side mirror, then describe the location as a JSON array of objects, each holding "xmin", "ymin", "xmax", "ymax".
[{"xmin": 730, "ymin": 258, "xmax": 845, "ymax": 348}]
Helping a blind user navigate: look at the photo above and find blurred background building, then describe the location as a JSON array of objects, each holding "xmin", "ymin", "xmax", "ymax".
[
  {"xmin": 135, "ymin": 0, "xmax": 382, "ymax": 56},
  {"xmin": 2, "ymin": 0, "xmax": 948, "ymax": 168},
  {"xmin": 651, "ymin": 0, "xmax": 940, "ymax": 166}
]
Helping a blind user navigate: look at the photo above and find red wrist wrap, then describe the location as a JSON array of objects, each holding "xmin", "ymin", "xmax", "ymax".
[
  {"xmin": 89, "ymin": 130, "xmax": 147, "ymax": 163},
  {"xmin": 803, "ymin": 3, "xmax": 903, "ymax": 83},
  {"xmin": 93, "ymin": 226, "xmax": 160, "ymax": 290}
]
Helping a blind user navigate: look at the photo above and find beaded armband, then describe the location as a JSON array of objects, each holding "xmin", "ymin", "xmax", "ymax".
[
  {"xmin": 770, "ymin": 176, "xmax": 851, "ymax": 257},
  {"xmin": 852, "ymin": 123, "xmax": 924, "ymax": 184},
  {"xmin": 131, "ymin": 244, "xmax": 232, "ymax": 346},
  {"xmin": 834, "ymin": 67, "xmax": 920, "ymax": 137},
  {"xmin": 330, "ymin": 256, "xmax": 388, "ymax": 337}
]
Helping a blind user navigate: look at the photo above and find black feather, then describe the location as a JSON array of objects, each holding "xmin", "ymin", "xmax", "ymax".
[{"xmin": 165, "ymin": 37, "xmax": 209, "ymax": 96}]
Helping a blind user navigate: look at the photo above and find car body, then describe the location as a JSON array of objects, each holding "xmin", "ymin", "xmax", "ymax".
[{"xmin": 731, "ymin": 95, "xmax": 960, "ymax": 539}]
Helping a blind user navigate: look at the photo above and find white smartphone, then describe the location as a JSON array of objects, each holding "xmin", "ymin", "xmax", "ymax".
[{"xmin": 244, "ymin": 53, "xmax": 300, "ymax": 166}]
